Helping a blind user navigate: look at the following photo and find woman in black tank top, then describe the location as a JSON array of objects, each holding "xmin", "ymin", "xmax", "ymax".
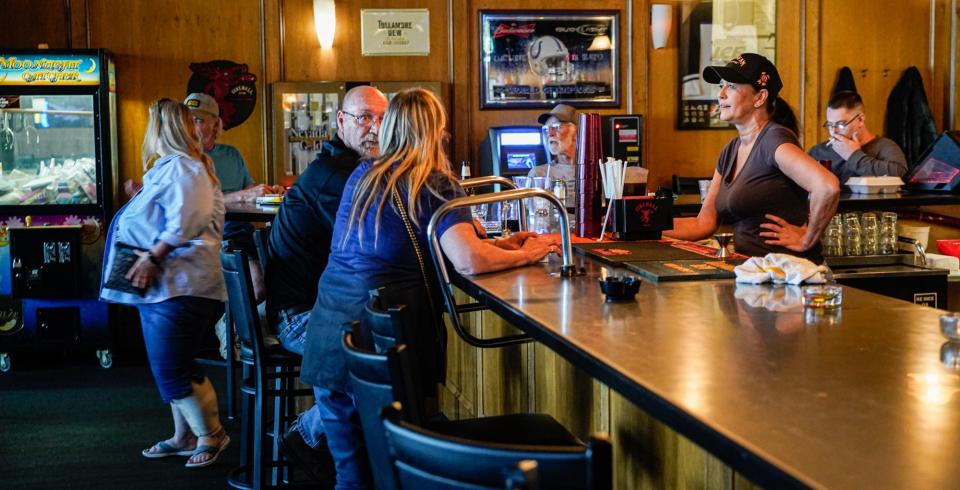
[{"xmin": 664, "ymin": 53, "xmax": 839, "ymax": 261}]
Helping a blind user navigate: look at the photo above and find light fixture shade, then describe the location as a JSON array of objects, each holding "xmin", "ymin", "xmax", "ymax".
[
  {"xmin": 651, "ymin": 4, "xmax": 673, "ymax": 50},
  {"xmin": 313, "ymin": 0, "xmax": 336, "ymax": 49},
  {"xmin": 587, "ymin": 35, "xmax": 612, "ymax": 52}
]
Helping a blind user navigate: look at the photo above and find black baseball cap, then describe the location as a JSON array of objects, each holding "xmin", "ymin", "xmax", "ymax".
[{"xmin": 702, "ymin": 53, "xmax": 783, "ymax": 97}]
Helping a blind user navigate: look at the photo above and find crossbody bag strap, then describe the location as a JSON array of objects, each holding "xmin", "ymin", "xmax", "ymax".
[{"xmin": 391, "ymin": 187, "xmax": 442, "ymax": 317}]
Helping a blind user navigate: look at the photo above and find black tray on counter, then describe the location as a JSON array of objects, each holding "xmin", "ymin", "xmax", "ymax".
[
  {"xmin": 574, "ymin": 241, "xmax": 719, "ymax": 267},
  {"xmin": 625, "ymin": 259, "xmax": 745, "ymax": 282}
]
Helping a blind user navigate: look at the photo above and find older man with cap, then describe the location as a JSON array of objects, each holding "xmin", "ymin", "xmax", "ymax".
[
  {"xmin": 184, "ymin": 93, "xmax": 280, "ymax": 301},
  {"xmin": 527, "ymin": 103, "xmax": 578, "ymax": 199}
]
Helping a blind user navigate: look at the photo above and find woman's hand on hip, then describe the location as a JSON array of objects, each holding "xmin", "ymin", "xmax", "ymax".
[
  {"xmin": 125, "ymin": 251, "xmax": 159, "ymax": 290},
  {"xmin": 759, "ymin": 214, "xmax": 811, "ymax": 252}
]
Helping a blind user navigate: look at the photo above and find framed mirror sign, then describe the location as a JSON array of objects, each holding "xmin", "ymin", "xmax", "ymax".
[{"xmin": 479, "ymin": 11, "xmax": 619, "ymax": 109}]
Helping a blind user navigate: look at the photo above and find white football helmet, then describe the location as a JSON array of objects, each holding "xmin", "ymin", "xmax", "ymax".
[{"xmin": 527, "ymin": 36, "xmax": 574, "ymax": 84}]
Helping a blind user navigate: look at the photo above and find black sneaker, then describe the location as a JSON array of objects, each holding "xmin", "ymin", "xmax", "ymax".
[{"xmin": 278, "ymin": 424, "xmax": 336, "ymax": 485}]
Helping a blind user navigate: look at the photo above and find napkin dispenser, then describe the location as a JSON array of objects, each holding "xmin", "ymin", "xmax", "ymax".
[{"xmin": 611, "ymin": 195, "xmax": 673, "ymax": 240}]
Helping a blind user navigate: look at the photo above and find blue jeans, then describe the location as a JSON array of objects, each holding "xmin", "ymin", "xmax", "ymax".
[
  {"xmin": 137, "ymin": 296, "xmax": 220, "ymax": 403},
  {"xmin": 276, "ymin": 309, "xmax": 309, "ymax": 356},
  {"xmin": 302, "ymin": 388, "xmax": 371, "ymax": 489}
]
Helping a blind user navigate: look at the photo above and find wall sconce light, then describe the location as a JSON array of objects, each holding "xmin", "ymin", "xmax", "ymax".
[
  {"xmin": 650, "ymin": 4, "xmax": 673, "ymax": 50},
  {"xmin": 313, "ymin": 0, "xmax": 336, "ymax": 49},
  {"xmin": 587, "ymin": 35, "xmax": 612, "ymax": 52}
]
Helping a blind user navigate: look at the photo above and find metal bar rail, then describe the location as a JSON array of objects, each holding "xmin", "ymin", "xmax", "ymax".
[
  {"xmin": 458, "ymin": 175, "xmax": 528, "ymax": 232},
  {"xmin": 427, "ymin": 188, "xmax": 581, "ymax": 348}
]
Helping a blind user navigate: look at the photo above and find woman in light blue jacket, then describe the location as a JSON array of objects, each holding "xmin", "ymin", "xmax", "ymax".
[{"xmin": 101, "ymin": 98, "xmax": 229, "ymax": 468}]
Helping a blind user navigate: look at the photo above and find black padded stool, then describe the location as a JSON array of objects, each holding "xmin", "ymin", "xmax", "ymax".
[
  {"xmin": 342, "ymin": 324, "xmax": 592, "ymax": 490},
  {"xmin": 222, "ymin": 250, "xmax": 312, "ymax": 489}
]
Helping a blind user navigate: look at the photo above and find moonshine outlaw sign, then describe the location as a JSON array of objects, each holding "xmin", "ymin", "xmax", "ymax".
[{"xmin": 361, "ymin": 9, "xmax": 430, "ymax": 56}]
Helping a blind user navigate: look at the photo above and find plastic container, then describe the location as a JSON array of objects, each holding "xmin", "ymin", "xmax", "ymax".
[{"xmin": 845, "ymin": 176, "xmax": 904, "ymax": 194}]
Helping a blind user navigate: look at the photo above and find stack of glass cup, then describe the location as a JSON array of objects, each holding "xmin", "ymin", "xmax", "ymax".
[{"xmin": 821, "ymin": 210, "xmax": 898, "ymax": 257}]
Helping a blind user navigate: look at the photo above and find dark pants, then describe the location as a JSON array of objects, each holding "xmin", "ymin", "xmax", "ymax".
[
  {"xmin": 314, "ymin": 388, "xmax": 371, "ymax": 489},
  {"xmin": 137, "ymin": 296, "xmax": 221, "ymax": 403}
]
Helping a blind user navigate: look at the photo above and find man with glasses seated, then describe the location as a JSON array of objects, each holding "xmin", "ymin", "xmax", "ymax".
[
  {"xmin": 808, "ymin": 91, "xmax": 907, "ymax": 184},
  {"xmin": 527, "ymin": 103, "xmax": 578, "ymax": 199},
  {"xmin": 266, "ymin": 85, "xmax": 389, "ymax": 484}
]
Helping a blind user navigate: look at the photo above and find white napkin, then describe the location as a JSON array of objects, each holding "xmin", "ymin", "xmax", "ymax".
[{"xmin": 734, "ymin": 253, "xmax": 832, "ymax": 285}]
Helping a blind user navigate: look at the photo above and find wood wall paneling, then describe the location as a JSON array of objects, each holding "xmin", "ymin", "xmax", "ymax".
[
  {"xmin": 86, "ymin": 0, "xmax": 267, "ymax": 185},
  {"xmin": 0, "ymin": 0, "xmax": 71, "ymax": 49},
  {"xmin": 818, "ymin": 0, "xmax": 940, "ymax": 146},
  {"xmin": 279, "ymin": 0, "xmax": 450, "ymax": 82}
]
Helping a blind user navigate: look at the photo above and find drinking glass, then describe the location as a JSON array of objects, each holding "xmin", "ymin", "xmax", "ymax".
[
  {"xmin": 879, "ymin": 212, "xmax": 898, "ymax": 254},
  {"xmin": 501, "ymin": 201, "xmax": 520, "ymax": 233},
  {"xmin": 860, "ymin": 213, "xmax": 879, "ymax": 255},
  {"xmin": 822, "ymin": 214, "xmax": 844, "ymax": 257},
  {"xmin": 843, "ymin": 215, "xmax": 862, "ymax": 256}
]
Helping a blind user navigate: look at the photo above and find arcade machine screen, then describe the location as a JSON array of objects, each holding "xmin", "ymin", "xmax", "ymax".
[
  {"xmin": 500, "ymin": 131, "xmax": 542, "ymax": 173},
  {"xmin": 0, "ymin": 95, "xmax": 98, "ymax": 206}
]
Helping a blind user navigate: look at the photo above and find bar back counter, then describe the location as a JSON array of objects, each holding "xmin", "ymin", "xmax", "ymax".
[{"xmin": 440, "ymin": 255, "xmax": 960, "ymax": 489}]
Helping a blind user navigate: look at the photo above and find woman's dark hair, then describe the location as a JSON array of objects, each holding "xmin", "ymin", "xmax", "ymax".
[{"xmin": 765, "ymin": 95, "xmax": 799, "ymax": 136}]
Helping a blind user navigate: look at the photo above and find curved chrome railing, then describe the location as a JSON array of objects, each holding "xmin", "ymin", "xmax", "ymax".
[
  {"xmin": 458, "ymin": 175, "xmax": 527, "ymax": 232},
  {"xmin": 427, "ymin": 188, "xmax": 580, "ymax": 348}
]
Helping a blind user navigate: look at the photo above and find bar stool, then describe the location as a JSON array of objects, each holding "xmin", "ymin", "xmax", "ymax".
[
  {"xmin": 221, "ymin": 249, "xmax": 312, "ymax": 489},
  {"xmin": 381, "ymin": 403, "xmax": 612, "ymax": 490},
  {"xmin": 342, "ymin": 323, "xmax": 590, "ymax": 490}
]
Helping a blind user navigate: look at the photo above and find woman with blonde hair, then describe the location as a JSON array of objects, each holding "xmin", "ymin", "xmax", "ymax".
[
  {"xmin": 101, "ymin": 98, "xmax": 230, "ymax": 468},
  {"xmin": 299, "ymin": 88, "xmax": 558, "ymax": 488}
]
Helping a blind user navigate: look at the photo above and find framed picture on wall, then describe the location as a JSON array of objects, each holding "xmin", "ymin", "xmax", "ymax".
[
  {"xmin": 479, "ymin": 11, "xmax": 619, "ymax": 109},
  {"xmin": 678, "ymin": 0, "xmax": 776, "ymax": 129}
]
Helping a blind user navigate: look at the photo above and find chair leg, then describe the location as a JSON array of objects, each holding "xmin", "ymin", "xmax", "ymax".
[
  {"xmin": 225, "ymin": 305, "xmax": 236, "ymax": 421},
  {"xmin": 239, "ymin": 363, "xmax": 254, "ymax": 485},
  {"xmin": 271, "ymin": 364, "xmax": 284, "ymax": 486},
  {"xmin": 253, "ymin": 369, "xmax": 266, "ymax": 489}
]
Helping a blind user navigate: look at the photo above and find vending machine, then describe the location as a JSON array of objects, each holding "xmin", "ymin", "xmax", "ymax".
[{"xmin": 0, "ymin": 49, "xmax": 119, "ymax": 372}]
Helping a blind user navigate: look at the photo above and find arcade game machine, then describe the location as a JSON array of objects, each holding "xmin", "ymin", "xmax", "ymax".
[
  {"xmin": 478, "ymin": 125, "xmax": 549, "ymax": 182},
  {"xmin": 0, "ymin": 49, "xmax": 119, "ymax": 372}
]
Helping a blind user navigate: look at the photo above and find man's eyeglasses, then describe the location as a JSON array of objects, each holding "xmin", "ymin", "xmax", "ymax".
[
  {"xmin": 822, "ymin": 113, "xmax": 862, "ymax": 132},
  {"xmin": 542, "ymin": 122, "xmax": 573, "ymax": 135},
  {"xmin": 342, "ymin": 111, "xmax": 381, "ymax": 127}
]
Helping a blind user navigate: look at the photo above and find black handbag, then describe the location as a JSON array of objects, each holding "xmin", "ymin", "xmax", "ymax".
[
  {"xmin": 103, "ymin": 243, "xmax": 147, "ymax": 296},
  {"xmin": 389, "ymin": 188, "xmax": 447, "ymax": 386}
]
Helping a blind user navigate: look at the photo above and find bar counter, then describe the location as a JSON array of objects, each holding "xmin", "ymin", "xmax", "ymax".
[{"xmin": 449, "ymin": 255, "xmax": 960, "ymax": 489}]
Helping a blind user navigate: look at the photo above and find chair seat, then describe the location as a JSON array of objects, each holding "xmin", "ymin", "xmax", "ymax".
[
  {"xmin": 240, "ymin": 342, "xmax": 302, "ymax": 365},
  {"xmin": 428, "ymin": 413, "xmax": 583, "ymax": 447}
]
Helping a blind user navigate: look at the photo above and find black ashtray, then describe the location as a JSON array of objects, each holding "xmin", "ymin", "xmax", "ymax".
[{"xmin": 599, "ymin": 275, "xmax": 641, "ymax": 302}]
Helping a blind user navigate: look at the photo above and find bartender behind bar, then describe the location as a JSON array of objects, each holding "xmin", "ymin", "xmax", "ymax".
[{"xmin": 527, "ymin": 103, "xmax": 578, "ymax": 199}]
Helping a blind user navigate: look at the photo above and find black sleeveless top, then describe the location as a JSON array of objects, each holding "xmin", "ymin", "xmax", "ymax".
[{"xmin": 714, "ymin": 122, "xmax": 821, "ymax": 262}]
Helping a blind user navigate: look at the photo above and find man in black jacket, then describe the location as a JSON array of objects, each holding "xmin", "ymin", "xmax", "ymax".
[{"xmin": 266, "ymin": 85, "xmax": 388, "ymax": 482}]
